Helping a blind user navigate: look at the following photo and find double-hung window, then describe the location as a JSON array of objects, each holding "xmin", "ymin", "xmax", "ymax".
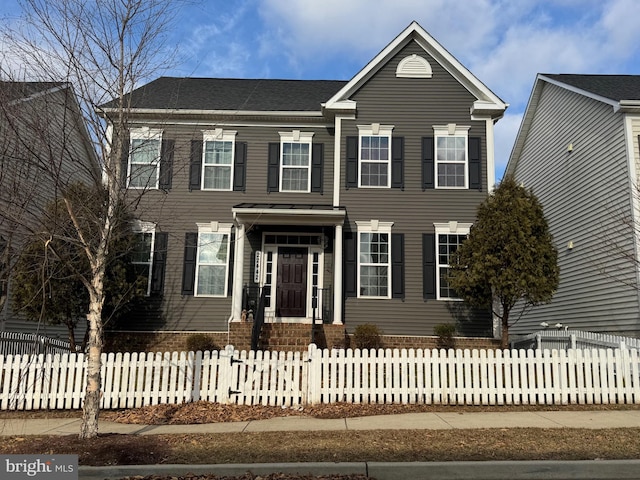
[
  {"xmin": 128, "ymin": 128, "xmax": 162, "ymax": 189},
  {"xmin": 357, "ymin": 221, "xmax": 394, "ymax": 298},
  {"xmin": 359, "ymin": 124, "xmax": 393, "ymax": 188},
  {"xmin": 131, "ymin": 221, "xmax": 155, "ymax": 296},
  {"xmin": 434, "ymin": 125, "xmax": 470, "ymax": 188},
  {"xmin": 434, "ymin": 222, "xmax": 471, "ymax": 300},
  {"xmin": 195, "ymin": 222, "xmax": 232, "ymax": 297},
  {"xmin": 280, "ymin": 131, "xmax": 313, "ymax": 192},
  {"xmin": 202, "ymin": 130, "xmax": 236, "ymax": 190}
]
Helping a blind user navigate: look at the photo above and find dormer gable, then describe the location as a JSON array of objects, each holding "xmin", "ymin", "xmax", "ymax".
[{"xmin": 323, "ymin": 21, "xmax": 507, "ymax": 119}]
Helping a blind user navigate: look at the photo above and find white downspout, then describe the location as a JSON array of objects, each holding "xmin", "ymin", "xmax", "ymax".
[
  {"xmin": 485, "ymin": 117, "xmax": 496, "ymax": 191},
  {"xmin": 230, "ymin": 214, "xmax": 245, "ymax": 323},
  {"xmin": 332, "ymin": 115, "xmax": 345, "ymax": 325}
]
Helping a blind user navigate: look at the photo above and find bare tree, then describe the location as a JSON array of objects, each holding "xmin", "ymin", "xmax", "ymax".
[{"xmin": 1, "ymin": 0, "xmax": 181, "ymax": 438}]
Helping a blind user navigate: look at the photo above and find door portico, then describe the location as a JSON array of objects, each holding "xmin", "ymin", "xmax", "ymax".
[{"xmin": 230, "ymin": 204, "xmax": 345, "ymax": 325}]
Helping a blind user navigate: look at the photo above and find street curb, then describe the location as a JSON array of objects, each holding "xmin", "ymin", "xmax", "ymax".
[{"xmin": 79, "ymin": 459, "xmax": 640, "ymax": 480}]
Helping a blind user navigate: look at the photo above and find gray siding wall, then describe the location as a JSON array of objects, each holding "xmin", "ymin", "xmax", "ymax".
[
  {"xmin": 124, "ymin": 121, "xmax": 335, "ymax": 332},
  {"xmin": 510, "ymin": 82, "xmax": 640, "ymax": 336},
  {"xmin": 341, "ymin": 41, "xmax": 492, "ymax": 337},
  {"xmin": 1, "ymin": 88, "xmax": 99, "ymax": 333}
]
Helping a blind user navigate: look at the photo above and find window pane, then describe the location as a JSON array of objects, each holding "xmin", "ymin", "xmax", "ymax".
[
  {"xmin": 198, "ymin": 233, "xmax": 228, "ymax": 264},
  {"xmin": 203, "ymin": 165, "xmax": 231, "ymax": 189},
  {"xmin": 197, "ymin": 265, "xmax": 226, "ymax": 295},
  {"xmin": 282, "ymin": 167, "xmax": 308, "ymax": 191},
  {"xmin": 131, "ymin": 138, "xmax": 160, "ymax": 164},
  {"xmin": 204, "ymin": 141, "xmax": 232, "ymax": 165},
  {"xmin": 132, "ymin": 233, "xmax": 152, "ymax": 263},
  {"xmin": 129, "ymin": 164, "xmax": 158, "ymax": 188}
]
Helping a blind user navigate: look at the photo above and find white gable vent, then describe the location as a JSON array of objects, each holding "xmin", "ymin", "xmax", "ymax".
[{"xmin": 396, "ymin": 54, "xmax": 432, "ymax": 78}]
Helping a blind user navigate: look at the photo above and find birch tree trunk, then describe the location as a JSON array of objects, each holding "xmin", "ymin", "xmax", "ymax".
[{"xmin": 1, "ymin": 0, "xmax": 182, "ymax": 439}]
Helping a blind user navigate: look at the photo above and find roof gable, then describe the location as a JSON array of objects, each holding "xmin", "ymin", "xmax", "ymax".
[
  {"xmin": 507, "ymin": 73, "xmax": 640, "ymax": 176},
  {"xmin": 323, "ymin": 21, "xmax": 507, "ymax": 118}
]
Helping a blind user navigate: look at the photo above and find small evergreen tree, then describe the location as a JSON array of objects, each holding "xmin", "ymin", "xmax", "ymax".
[
  {"xmin": 449, "ymin": 175, "xmax": 559, "ymax": 348},
  {"xmin": 12, "ymin": 183, "xmax": 146, "ymax": 350}
]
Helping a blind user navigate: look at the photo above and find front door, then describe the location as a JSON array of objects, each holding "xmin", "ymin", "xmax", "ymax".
[{"xmin": 276, "ymin": 247, "xmax": 307, "ymax": 317}]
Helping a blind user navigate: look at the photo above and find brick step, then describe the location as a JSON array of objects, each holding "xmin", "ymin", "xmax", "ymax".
[{"xmin": 228, "ymin": 322, "xmax": 346, "ymax": 352}]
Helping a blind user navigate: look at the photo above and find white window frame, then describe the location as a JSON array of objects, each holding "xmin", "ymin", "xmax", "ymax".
[
  {"xmin": 279, "ymin": 130, "xmax": 314, "ymax": 193},
  {"xmin": 434, "ymin": 124, "xmax": 470, "ymax": 189},
  {"xmin": 356, "ymin": 220, "xmax": 394, "ymax": 299},
  {"xmin": 128, "ymin": 127, "xmax": 163, "ymax": 189},
  {"xmin": 358, "ymin": 124, "xmax": 394, "ymax": 188},
  {"xmin": 201, "ymin": 129, "xmax": 237, "ymax": 191},
  {"xmin": 194, "ymin": 222, "xmax": 233, "ymax": 297},
  {"xmin": 131, "ymin": 220, "xmax": 156, "ymax": 296},
  {"xmin": 434, "ymin": 221, "xmax": 472, "ymax": 301}
]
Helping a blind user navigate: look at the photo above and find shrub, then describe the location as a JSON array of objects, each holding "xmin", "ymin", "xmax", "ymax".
[
  {"xmin": 353, "ymin": 324, "xmax": 383, "ymax": 350},
  {"xmin": 434, "ymin": 323, "xmax": 456, "ymax": 349},
  {"xmin": 185, "ymin": 333, "xmax": 218, "ymax": 352}
]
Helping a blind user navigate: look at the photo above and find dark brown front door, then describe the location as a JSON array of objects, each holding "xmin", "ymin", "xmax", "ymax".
[{"xmin": 277, "ymin": 247, "xmax": 307, "ymax": 317}]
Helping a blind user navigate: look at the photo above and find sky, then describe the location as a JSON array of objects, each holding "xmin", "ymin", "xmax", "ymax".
[{"xmin": 2, "ymin": 0, "xmax": 640, "ymax": 180}]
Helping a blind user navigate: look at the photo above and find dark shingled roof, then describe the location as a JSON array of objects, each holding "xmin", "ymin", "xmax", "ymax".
[
  {"xmin": 116, "ymin": 77, "xmax": 348, "ymax": 112},
  {"xmin": 544, "ymin": 74, "xmax": 640, "ymax": 101},
  {"xmin": 0, "ymin": 81, "xmax": 66, "ymax": 102}
]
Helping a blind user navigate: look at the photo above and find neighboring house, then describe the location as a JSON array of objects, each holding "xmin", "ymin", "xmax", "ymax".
[
  {"xmin": 0, "ymin": 81, "xmax": 99, "ymax": 339},
  {"xmin": 506, "ymin": 74, "xmax": 640, "ymax": 338},
  {"xmin": 102, "ymin": 22, "xmax": 507, "ymax": 349}
]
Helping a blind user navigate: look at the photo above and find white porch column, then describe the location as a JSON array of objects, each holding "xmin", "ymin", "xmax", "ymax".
[
  {"xmin": 231, "ymin": 223, "xmax": 246, "ymax": 322},
  {"xmin": 332, "ymin": 223, "xmax": 343, "ymax": 325}
]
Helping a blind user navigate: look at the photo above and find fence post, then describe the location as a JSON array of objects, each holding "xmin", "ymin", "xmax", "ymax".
[
  {"xmin": 536, "ymin": 334, "xmax": 542, "ymax": 351},
  {"xmin": 570, "ymin": 334, "xmax": 576, "ymax": 350},
  {"xmin": 307, "ymin": 344, "xmax": 320, "ymax": 404},
  {"xmin": 218, "ymin": 345, "xmax": 235, "ymax": 404}
]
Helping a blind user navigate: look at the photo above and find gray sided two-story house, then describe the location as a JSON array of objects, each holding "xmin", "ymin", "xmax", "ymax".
[
  {"xmin": 0, "ymin": 81, "xmax": 99, "ymax": 338},
  {"xmin": 507, "ymin": 74, "xmax": 640, "ymax": 338},
  {"xmin": 104, "ymin": 22, "xmax": 507, "ymax": 350}
]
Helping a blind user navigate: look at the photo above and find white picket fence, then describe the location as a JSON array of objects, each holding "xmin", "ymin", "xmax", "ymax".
[{"xmin": 1, "ymin": 344, "xmax": 640, "ymax": 410}]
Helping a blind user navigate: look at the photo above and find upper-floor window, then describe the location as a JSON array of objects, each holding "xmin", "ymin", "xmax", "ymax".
[
  {"xmin": 356, "ymin": 220, "xmax": 394, "ymax": 298},
  {"xmin": 202, "ymin": 129, "xmax": 237, "ymax": 191},
  {"xmin": 128, "ymin": 128, "xmax": 162, "ymax": 189},
  {"xmin": 131, "ymin": 221, "xmax": 155, "ymax": 296},
  {"xmin": 359, "ymin": 124, "xmax": 393, "ymax": 188},
  {"xmin": 195, "ymin": 222, "xmax": 232, "ymax": 297},
  {"xmin": 434, "ymin": 125, "xmax": 470, "ymax": 189},
  {"xmin": 280, "ymin": 131, "xmax": 314, "ymax": 192},
  {"xmin": 434, "ymin": 222, "xmax": 471, "ymax": 300}
]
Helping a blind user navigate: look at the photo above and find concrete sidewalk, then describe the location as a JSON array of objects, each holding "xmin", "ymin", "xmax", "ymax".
[
  {"xmin": 4, "ymin": 411, "xmax": 640, "ymax": 480},
  {"xmin": 2, "ymin": 409, "xmax": 640, "ymax": 436}
]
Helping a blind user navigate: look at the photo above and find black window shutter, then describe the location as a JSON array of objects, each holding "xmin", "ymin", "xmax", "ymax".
[
  {"xmin": 267, "ymin": 142, "xmax": 280, "ymax": 192},
  {"xmin": 422, "ymin": 137, "xmax": 435, "ymax": 190},
  {"xmin": 181, "ymin": 232, "xmax": 198, "ymax": 295},
  {"xmin": 346, "ymin": 136, "xmax": 358, "ymax": 188},
  {"xmin": 469, "ymin": 137, "xmax": 482, "ymax": 191},
  {"xmin": 150, "ymin": 232, "xmax": 168, "ymax": 296},
  {"xmin": 233, "ymin": 142, "xmax": 247, "ymax": 192},
  {"xmin": 120, "ymin": 137, "xmax": 130, "ymax": 188},
  {"xmin": 391, "ymin": 137, "xmax": 404, "ymax": 189},
  {"xmin": 189, "ymin": 140, "xmax": 202, "ymax": 191},
  {"xmin": 423, "ymin": 233, "xmax": 436, "ymax": 300},
  {"xmin": 391, "ymin": 233, "xmax": 405, "ymax": 299},
  {"xmin": 311, "ymin": 143, "xmax": 324, "ymax": 193},
  {"xmin": 344, "ymin": 231, "xmax": 357, "ymax": 297},
  {"xmin": 159, "ymin": 139, "xmax": 174, "ymax": 191}
]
